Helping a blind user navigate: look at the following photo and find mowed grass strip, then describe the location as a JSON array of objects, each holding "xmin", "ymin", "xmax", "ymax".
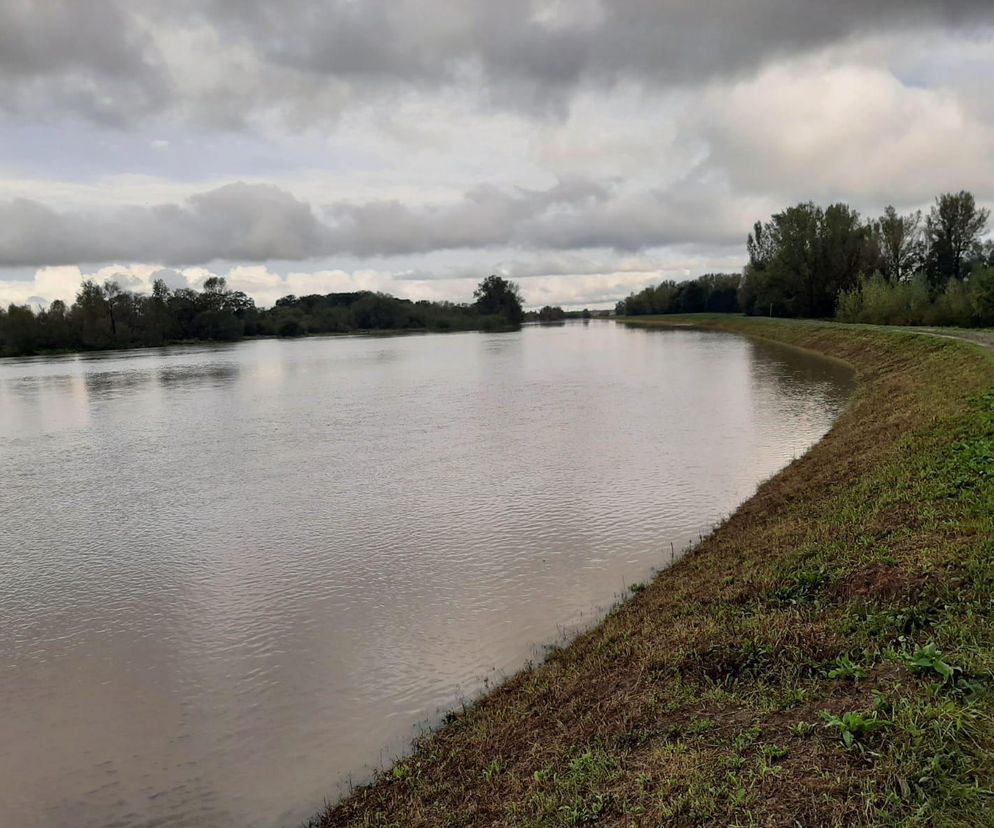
[{"xmin": 314, "ymin": 317, "xmax": 994, "ymax": 828}]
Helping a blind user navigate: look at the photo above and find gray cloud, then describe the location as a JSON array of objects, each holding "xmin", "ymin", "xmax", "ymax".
[
  {"xmin": 148, "ymin": 268, "xmax": 191, "ymax": 290},
  {"xmin": 0, "ymin": 178, "xmax": 756, "ymax": 268},
  {"xmin": 0, "ymin": 0, "xmax": 168, "ymax": 124},
  {"xmin": 209, "ymin": 0, "xmax": 990, "ymax": 85},
  {"xmin": 2, "ymin": 1, "xmax": 993, "ymax": 125},
  {"xmin": 0, "ymin": 183, "xmax": 328, "ymax": 266},
  {"xmin": 174, "ymin": 1, "xmax": 994, "ymax": 118},
  {"xmin": 325, "ymin": 178, "xmax": 613, "ymax": 255}
]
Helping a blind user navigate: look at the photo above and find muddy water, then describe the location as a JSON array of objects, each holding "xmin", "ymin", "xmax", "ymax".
[{"xmin": 0, "ymin": 322, "xmax": 852, "ymax": 827}]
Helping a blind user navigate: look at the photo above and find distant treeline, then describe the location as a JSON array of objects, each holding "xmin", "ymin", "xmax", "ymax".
[
  {"xmin": 617, "ymin": 190, "xmax": 994, "ymax": 327},
  {"xmin": 525, "ymin": 306, "xmax": 610, "ymax": 322},
  {"xmin": 615, "ymin": 273, "xmax": 742, "ymax": 316},
  {"xmin": 0, "ymin": 274, "xmax": 525, "ymax": 357}
]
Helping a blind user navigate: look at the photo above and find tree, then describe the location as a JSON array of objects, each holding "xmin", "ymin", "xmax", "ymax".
[
  {"xmin": 925, "ymin": 191, "xmax": 990, "ymax": 291},
  {"xmin": 740, "ymin": 202, "xmax": 870, "ymax": 318},
  {"xmin": 617, "ymin": 273, "xmax": 741, "ymax": 317},
  {"xmin": 675, "ymin": 279, "xmax": 706, "ymax": 313},
  {"xmin": 977, "ymin": 240, "xmax": 994, "ymax": 269},
  {"xmin": 350, "ymin": 293, "xmax": 407, "ymax": 329},
  {"xmin": 969, "ymin": 268, "xmax": 994, "ymax": 327},
  {"xmin": 700, "ymin": 273, "xmax": 741, "ymax": 312},
  {"xmin": 746, "ymin": 220, "xmax": 775, "ymax": 271},
  {"xmin": 200, "ymin": 276, "xmax": 229, "ymax": 311},
  {"xmin": 818, "ymin": 203, "xmax": 868, "ymax": 311},
  {"xmin": 36, "ymin": 300, "xmax": 72, "ymax": 350},
  {"xmin": 473, "ymin": 275, "xmax": 524, "ymax": 325},
  {"xmin": 1, "ymin": 304, "xmax": 40, "ymax": 354},
  {"xmin": 73, "ymin": 280, "xmax": 114, "ymax": 348},
  {"xmin": 765, "ymin": 203, "xmax": 823, "ymax": 317},
  {"xmin": 102, "ymin": 279, "xmax": 123, "ymax": 340},
  {"xmin": 189, "ymin": 276, "xmax": 254, "ymax": 340},
  {"xmin": 877, "ymin": 206, "xmax": 922, "ymax": 283},
  {"xmin": 0, "ymin": 281, "xmax": 518, "ymax": 357},
  {"xmin": 144, "ymin": 278, "xmax": 173, "ymax": 345},
  {"xmin": 537, "ymin": 305, "xmax": 566, "ymax": 321}
]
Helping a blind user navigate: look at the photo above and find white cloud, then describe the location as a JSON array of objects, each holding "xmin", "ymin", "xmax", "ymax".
[
  {"xmin": 0, "ymin": 243, "xmax": 748, "ymax": 311},
  {"xmin": 701, "ymin": 56, "xmax": 994, "ymax": 205}
]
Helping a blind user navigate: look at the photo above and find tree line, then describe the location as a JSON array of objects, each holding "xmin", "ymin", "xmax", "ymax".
[
  {"xmin": 525, "ymin": 306, "xmax": 601, "ymax": 322},
  {"xmin": 0, "ymin": 274, "xmax": 526, "ymax": 357},
  {"xmin": 741, "ymin": 191, "xmax": 993, "ymax": 324},
  {"xmin": 615, "ymin": 272, "xmax": 742, "ymax": 317},
  {"xmin": 616, "ymin": 191, "xmax": 993, "ymax": 327}
]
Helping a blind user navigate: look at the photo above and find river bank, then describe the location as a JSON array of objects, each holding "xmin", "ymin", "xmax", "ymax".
[
  {"xmin": 316, "ymin": 316, "xmax": 994, "ymax": 827},
  {"xmin": 0, "ymin": 324, "xmax": 527, "ymax": 361}
]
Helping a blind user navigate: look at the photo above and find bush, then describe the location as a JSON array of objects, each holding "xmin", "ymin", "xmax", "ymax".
[
  {"xmin": 926, "ymin": 279, "xmax": 973, "ymax": 327},
  {"xmin": 277, "ymin": 318, "xmax": 304, "ymax": 337},
  {"xmin": 835, "ymin": 284, "xmax": 863, "ymax": 323},
  {"xmin": 836, "ymin": 273, "xmax": 985, "ymax": 328},
  {"xmin": 968, "ymin": 268, "xmax": 994, "ymax": 327},
  {"xmin": 837, "ymin": 274, "xmax": 928, "ymax": 325}
]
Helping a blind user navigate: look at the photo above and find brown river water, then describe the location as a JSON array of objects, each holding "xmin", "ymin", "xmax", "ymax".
[{"xmin": 0, "ymin": 321, "xmax": 853, "ymax": 827}]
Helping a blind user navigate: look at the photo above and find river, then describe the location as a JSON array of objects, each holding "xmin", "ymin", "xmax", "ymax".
[{"xmin": 0, "ymin": 321, "xmax": 852, "ymax": 827}]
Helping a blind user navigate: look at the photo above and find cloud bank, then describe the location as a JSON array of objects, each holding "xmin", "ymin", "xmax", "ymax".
[
  {"xmin": 0, "ymin": 178, "xmax": 764, "ymax": 268},
  {"xmin": 3, "ymin": 1, "xmax": 993, "ymax": 126}
]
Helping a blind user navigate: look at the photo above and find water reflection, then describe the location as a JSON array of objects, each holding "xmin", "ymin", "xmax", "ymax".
[
  {"xmin": 158, "ymin": 363, "xmax": 240, "ymax": 388},
  {"xmin": 84, "ymin": 369, "xmax": 155, "ymax": 397},
  {"xmin": 0, "ymin": 323, "xmax": 853, "ymax": 828}
]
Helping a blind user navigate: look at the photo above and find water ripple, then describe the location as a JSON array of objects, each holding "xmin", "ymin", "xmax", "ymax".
[{"xmin": 0, "ymin": 323, "xmax": 853, "ymax": 828}]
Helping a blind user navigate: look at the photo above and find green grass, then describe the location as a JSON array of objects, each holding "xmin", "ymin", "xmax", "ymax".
[{"xmin": 313, "ymin": 316, "xmax": 994, "ymax": 827}]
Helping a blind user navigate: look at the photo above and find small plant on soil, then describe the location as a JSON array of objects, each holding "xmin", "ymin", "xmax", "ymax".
[
  {"xmin": 902, "ymin": 643, "xmax": 961, "ymax": 683},
  {"xmin": 826, "ymin": 654, "xmax": 869, "ymax": 680},
  {"xmin": 821, "ymin": 710, "xmax": 890, "ymax": 749}
]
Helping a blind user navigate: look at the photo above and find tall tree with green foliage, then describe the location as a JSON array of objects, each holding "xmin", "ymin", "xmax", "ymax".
[
  {"xmin": 102, "ymin": 279, "xmax": 123, "ymax": 340},
  {"xmin": 740, "ymin": 202, "xmax": 873, "ymax": 318},
  {"xmin": 145, "ymin": 278, "xmax": 173, "ymax": 345},
  {"xmin": 74, "ymin": 280, "xmax": 114, "ymax": 348},
  {"xmin": 473, "ymin": 274, "xmax": 524, "ymax": 325},
  {"xmin": 817, "ymin": 203, "xmax": 868, "ymax": 314},
  {"xmin": 876, "ymin": 205, "xmax": 922, "ymax": 283},
  {"xmin": 925, "ymin": 191, "xmax": 990, "ymax": 291}
]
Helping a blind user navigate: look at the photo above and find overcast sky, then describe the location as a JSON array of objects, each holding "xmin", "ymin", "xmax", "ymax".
[{"xmin": 1, "ymin": 1, "xmax": 993, "ymax": 309}]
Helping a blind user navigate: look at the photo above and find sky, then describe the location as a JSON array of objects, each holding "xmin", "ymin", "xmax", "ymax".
[{"xmin": 1, "ymin": 1, "xmax": 993, "ymax": 310}]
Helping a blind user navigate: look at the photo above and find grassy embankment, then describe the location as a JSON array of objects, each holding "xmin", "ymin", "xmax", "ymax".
[{"xmin": 317, "ymin": 316, "xmax": 994, "ymax": 827}]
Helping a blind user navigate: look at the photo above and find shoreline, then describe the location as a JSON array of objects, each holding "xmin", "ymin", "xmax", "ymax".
[
  {"xmin": 0, "ymin": 325, "xmax": 523, "ymax": 362},
  {"xmin": 316, "ymin": 316, "xmax": 994, "ymax": 826}
]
